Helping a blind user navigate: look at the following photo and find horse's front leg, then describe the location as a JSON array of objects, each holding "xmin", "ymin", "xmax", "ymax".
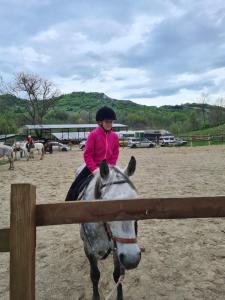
[
  {"xmin": 40, "ymin": 149, "xmax": 44, "ymax": 160},
  {"xmin": 26, "ymin": 150, "xmax": 30, "ymax": 160},
  {"xmin": 85, "ymin": 249, "xmax": 100, "ymax": 300},
  {"xmin": 8, "ymin": 158, "xmax": 14, "ymax": 170},
  {"xmin": 13, "ymin": 150, "xmax": 17, "ymax": 161},
  {"xmin": 113, "ymin": 249, "xmax": 125, "ymax": 300}
]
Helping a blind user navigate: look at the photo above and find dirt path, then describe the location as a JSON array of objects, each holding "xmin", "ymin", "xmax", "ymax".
[{"xmin": 1, "ymin": 145, "xmax": 225, "ymax": 299}]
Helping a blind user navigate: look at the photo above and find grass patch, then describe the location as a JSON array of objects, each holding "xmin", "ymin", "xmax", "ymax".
[{"xmin": 0, "ymin": 160, "xmax": 8, "ymax": 166}]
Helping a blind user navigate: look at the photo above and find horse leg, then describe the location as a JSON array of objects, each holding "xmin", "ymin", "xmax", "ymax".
[
  {"xmin": 26, "ymin": 149, "xmax": 32, "ymax": 160},
  {"xmin": 8, "ymin": 157, "xmax": 14, "ymax": 170},
  {"xmin": 40, "ymin": 148, "xmax": 44, "ymax": 160},
  {"xmin": 13, "ymin": 150, "xmax": 17, "ymax": 161},
  {"xmin": 85, "ymin": 249, "xmax": 100, "ymax": 300},
  {"xmin": 113, "ymin": 249, "xmax": 125, "ymax": 300}
]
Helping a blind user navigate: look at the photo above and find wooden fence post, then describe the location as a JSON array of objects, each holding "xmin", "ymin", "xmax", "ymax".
[{"xmin": 10, "ymin": 184, "xmax": 36, "ymax": 300}]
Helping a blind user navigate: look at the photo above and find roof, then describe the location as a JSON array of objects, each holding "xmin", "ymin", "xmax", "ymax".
[
  {"xmin": 52, "ymin": 132, "xmax": 89, "ymax": 140},
  {"xmin": 144, "ymin": 129, "xmax": 170, "ymax": 134},
  {"xmin": 0, "ymin": 134, "xmax": 16, "ymax": 140},
  {"xmin": 24, "ymin": 124, "xmax": 127, "ymax": 130}
]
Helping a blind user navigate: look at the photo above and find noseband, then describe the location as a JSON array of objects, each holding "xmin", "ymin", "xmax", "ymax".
[{"xmin": 104, "ymin": 223, "xmax": 137, "ymax": 245}]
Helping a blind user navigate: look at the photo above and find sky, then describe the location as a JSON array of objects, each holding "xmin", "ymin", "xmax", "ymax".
[{"xmin": 1, "ymin": 0, "xmax": 225, "ymax": 106}]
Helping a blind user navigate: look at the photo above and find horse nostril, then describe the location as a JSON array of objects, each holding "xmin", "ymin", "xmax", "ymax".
[
  {"xmin": 98, "ymin": 251, "xmax": 105, "ymax": 257},
  {"xmin": 119, "ymin": 253, "xmax": 124, "ymax": 264}
]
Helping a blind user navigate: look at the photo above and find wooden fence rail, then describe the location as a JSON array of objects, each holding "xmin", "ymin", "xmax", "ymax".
[{"xmin": 1, "ymin": 183, "xmax": 225, "ymax": 299}]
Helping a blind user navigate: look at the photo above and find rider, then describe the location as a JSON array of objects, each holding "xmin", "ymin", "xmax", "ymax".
[
  {"xmin": 26, "ymin": 135, "xmax": 34, "ymax": 152},
  {"xmin": 65, "ymin": 106, "xmax": 119, "ymax": 201}
]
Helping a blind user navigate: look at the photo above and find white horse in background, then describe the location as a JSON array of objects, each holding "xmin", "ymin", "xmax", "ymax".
[
  {"xmin": 13, "ymin": 142, "xmax": 44, "ymax": 160},
  {"xmin": 25, "ymin": 142, "xmax": 44, "ymax": 160},
  {"xmin": 0, "ymin": 144, "xmax": 14, "ymax": 170}
]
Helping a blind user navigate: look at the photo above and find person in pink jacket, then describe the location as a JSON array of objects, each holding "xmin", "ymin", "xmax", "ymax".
[{"xmin": 65, "ymin": 106, "xmax": 119, "ymax": 201}]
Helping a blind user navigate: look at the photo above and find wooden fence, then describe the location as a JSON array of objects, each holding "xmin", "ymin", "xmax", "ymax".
[
  {"xmin": 179, "ymin": 135, "xmax": 225, "ymax": 146},
  {"xmin": 1, "ymin": 183, "xmax": 225, "ymax": 299}
]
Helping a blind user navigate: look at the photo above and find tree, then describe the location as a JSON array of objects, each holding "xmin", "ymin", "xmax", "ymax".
[
  {"xmin": 213, "ymin": 97, "xmax": 225, "ymax": 125},
  {"xmin": 5, "ymin": 72, "xmax": 61, "ymax": 127},
  {"xmin": 199, "ymin": 93, "xmax": 209, "ymax": 127},
  {"xmin": 0, "ymin": 112, "xmax": 17, "ymax": 134},
  {"xmin": 189, "ymin": 110, "xmax": 200, "ymax": 130}
]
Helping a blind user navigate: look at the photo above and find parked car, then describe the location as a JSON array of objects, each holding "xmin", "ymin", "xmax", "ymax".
[
  {"xmin": 47, "ymin": 141, "xmax": 70, "ymax": 152},
  {"xmin": 175, "ymin": 138, "xmax": 188, "ymax": 146},
  {"xmin": 79, "ymin": 139, "xmax": 86, "ymax": 150},
  {"xmin": 127, "ymin": 138, "xmax": 156, "ymax": 148},
  {"xmin": 159, "ymin": 135, "xmax": 175, "ymax": 147}
]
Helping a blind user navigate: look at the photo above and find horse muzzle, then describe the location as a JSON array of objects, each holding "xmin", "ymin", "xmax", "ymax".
[{"xmin": 119, "ymin": 251, "xmax": 141, "ymax": 270}]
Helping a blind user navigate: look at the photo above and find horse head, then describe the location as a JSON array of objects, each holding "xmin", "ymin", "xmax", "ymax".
[{"xmin": 84, "ymin": 156, "xmax": 141, "ymax": 270}]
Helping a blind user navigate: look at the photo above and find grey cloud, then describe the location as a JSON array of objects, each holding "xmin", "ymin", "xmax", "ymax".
[
  {"xmin": 1, "ymin": 0, "xmax": 225, "ymax": 105},
  {"xmin": 126, "ymin": 79, "xmax": 215, "ymax": 99}
]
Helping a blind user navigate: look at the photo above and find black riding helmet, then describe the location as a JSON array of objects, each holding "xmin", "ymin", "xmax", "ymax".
[{"xmin": 96, "ymin": 106, "xmax": 117, "ymax": 121}]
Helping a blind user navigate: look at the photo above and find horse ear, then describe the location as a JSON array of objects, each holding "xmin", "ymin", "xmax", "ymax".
[
  {"xmin": 124, "ymin": 156, "xmax": 136, "ymax": 177},
  {"xmin": 99, "ymin": 160, "xmax": 109, "ymax": 179}
]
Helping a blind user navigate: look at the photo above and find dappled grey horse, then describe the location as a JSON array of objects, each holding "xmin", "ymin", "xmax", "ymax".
[
  {"xmin": 0, "ymin": 144, "xmax": 14, "ymax": 170},
  {"xmin": 79, "ymin": 157, "xmax": 141, "ymax": 300}
]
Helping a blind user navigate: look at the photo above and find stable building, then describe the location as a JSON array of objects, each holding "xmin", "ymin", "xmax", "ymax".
[{"xmin": 24, "ymin": 123, "xmax": 128, "ymax": 143}]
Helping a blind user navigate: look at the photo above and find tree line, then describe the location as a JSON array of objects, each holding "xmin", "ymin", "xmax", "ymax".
[{"xmin": 1, "ymin": 73, "xmax": 225, "ymax": 136}]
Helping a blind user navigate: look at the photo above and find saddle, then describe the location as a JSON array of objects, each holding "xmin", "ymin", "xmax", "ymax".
[
  {"xmin": 26, "ymin": 143, "xmax": 34, "ymax": 148},
  {"xmin": 65, "ymin": 173, "xmax": 94, "ymax": 201},
  {"xmin": 77, "ymin": 175, "xmax": 94, "ymax": 200}
]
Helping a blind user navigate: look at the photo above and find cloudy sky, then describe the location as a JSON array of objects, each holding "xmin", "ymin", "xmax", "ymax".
[{"xmin": 1, "ymin": 0, "xmax": 225, "ymax": 106}]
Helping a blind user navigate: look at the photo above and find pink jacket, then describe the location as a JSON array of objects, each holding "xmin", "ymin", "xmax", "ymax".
[{"xmin": 84, "ymin": 126, "xmax": 119, "ymax": 172}]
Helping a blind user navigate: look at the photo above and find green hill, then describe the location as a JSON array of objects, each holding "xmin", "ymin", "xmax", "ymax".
[
  {"xmin": 188, "ymin": 123, "xmax": 225, "ymax": 136},
  {"xmin": 1, "ymin": 92, "xmax": 225, "ymax": 135}
]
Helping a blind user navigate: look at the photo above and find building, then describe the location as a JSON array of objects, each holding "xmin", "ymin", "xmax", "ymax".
[
  {"xmin": 24, "ymin": 123, "xmax": 128, "ymax": 142},
  {"xmin": 143, "ymin": 129, "xmax": 172, "ymax": 142},
  {"xmin": 0, "ymin": 134, "xmax": 17, "ymax": 145},
  {"xmin": 118, "ymin": 129, "xmax": 173, "ymax": 143}
]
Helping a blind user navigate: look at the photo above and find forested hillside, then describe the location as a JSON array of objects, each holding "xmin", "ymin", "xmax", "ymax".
[{"xmin": 1, "ymin": 92, "xmax": 225, "ymax": 135}]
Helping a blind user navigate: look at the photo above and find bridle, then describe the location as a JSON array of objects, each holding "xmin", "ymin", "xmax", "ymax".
[
  {"xmin": 95, "ymin": 167, "xmax": 138, "ymax": 247},
  {"xmin": 82, "ymin": 167, "xmax": 138, "ymax": 260},
  {"xmin": 95, "ymin": 166, "xmax": 137, "ymax": 199}
]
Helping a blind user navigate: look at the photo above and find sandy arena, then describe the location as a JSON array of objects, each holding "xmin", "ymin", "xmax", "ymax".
[{"xmin": 1, "ymin": 145, "xmax": 225, "ymax": 299}]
